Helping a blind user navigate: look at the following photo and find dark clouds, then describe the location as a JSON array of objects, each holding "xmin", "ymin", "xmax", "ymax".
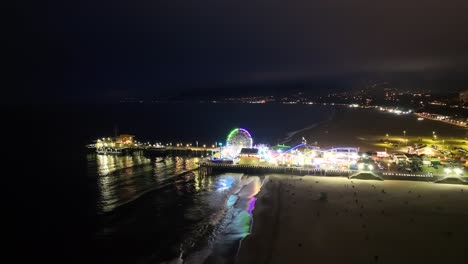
[{"xmin": 10, "ymin": 0, "xmax": 468, "ymax": 102}]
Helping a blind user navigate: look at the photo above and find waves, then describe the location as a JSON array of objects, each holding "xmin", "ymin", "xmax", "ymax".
[
  {"xmin": 94, "ymin": 155, "xmax": 199, "ymax": 214},
  {"xmin": 99, "ymin": 169, "xmax": 198, "ymax": 214},
  {"xmin": 91, "ymin": 154, "xmax": 265, "ymax": 264},
  {"xmin": 181, "ymin": 175, "xmax": 264, "ymax": 264},
  {"xmin": 281, "ymin": 107, "xmax": 336, "ymax": 144}
]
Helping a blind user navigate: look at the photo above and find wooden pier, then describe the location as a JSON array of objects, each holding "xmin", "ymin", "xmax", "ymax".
[
  {"xmin": 198, "ymin": 163, "xmax": 352, "ymax": 177},
  {"xmin": 197, "ymin": 163, "xmax": 458, "ymax": 183},
  {"xmin": 89, "ymin": 145, "xmax": 219, "ymax": 157},
  {"xmin": 143, "ymin": 146, "xmax": 218, "ymax": 157}
]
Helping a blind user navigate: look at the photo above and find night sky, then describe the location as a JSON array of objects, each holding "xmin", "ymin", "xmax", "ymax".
[{"xmin": 10, "ymin": 0, "xmax": 468, "ymax": 102}]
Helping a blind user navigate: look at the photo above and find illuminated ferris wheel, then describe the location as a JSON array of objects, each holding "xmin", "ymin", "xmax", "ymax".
[{"xmin": 224, "ymin": 128, "xmax": 253, "ymax": 157}]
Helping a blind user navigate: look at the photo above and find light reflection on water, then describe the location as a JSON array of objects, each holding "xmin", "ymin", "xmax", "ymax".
[
  {"xmin": 89, "ymin": 153, "xmax": 198, "ymax": 213},
  {"xmin": 88, "ymin": 153, "xmax": 264, "ymax": 263},
  {"xmin": 183, "ymin": 175, "xmax": 263, "ymax": 264}
]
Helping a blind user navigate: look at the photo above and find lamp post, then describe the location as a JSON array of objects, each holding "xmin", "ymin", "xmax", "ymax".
[{"xmin": 403, "ymin": 130, "xmax": 407, "ymax": 146}]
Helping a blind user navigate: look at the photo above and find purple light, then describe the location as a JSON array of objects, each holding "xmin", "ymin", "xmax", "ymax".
[
  {"xmin": 247, "ymin": 197, "xmax": 257, "ymax": 214},
  {"xmin": 226, "ymin": 128, "xmax": 253, "ymax": 148}
]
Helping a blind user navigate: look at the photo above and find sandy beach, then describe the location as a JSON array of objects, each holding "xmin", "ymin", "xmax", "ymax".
[
  {"xmin": 291, "ymin": 107, "xmax": 467, "ymax": 151},
  {"xmin": 237, "ymin": 175, "xmax": 468, "ymax": 264}
]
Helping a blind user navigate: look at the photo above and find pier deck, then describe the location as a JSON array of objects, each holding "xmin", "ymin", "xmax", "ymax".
[{"xmin": 198, "ymin": 163, "xmax": 463, "ymax": 183}]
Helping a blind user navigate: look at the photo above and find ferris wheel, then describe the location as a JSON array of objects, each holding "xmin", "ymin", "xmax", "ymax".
[
  {"xmin": 223, "ymin": 128, "xmax": 253, "ymax": 157},
  {"xmin": 226, "ymin": 128, "xmax": 253, "ymax": 148}
]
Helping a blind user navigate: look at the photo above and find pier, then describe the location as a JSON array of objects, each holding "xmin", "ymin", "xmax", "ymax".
[
  {"xmin": 89, "ymin": 129, "xmax": 467, "ymax": 183},
  {"xmin": 198, "ymin": 163, "xmax": 467, "ymax": 184},
  {"xmin": 88, "ymin": 143, "xmax": 219, "ymax": 156},
  {"xmin": 199, "ymin": 162, "xmax": 351, "ymax": 177},
  {"xmin": 143, "ymin": 146, "xmax": 218, "ymax": 156}
]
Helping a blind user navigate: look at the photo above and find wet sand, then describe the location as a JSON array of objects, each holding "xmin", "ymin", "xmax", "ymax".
[
  {"xmin": 237, "ymin": 175, "xmax": 468, "ymax": 264},
  {"xmin": 291, "ymin": 107, "xmax": 468, "ymax": 151}
]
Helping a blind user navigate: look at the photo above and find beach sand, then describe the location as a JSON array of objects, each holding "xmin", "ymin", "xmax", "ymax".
[
  {"xmin": 237, "ymin": 175, "xmax": 468, "ymax": 264},
  {"xmin": 291, "ymin": 107, "xmax": 468, "ymax": 151}
]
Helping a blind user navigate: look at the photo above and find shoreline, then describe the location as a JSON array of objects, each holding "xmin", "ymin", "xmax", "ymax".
[
  {"xmin": 236, "ymin": 176, "xmax": 279, "ymax": 264},
  {"xmin": 237, "ymin": 175, "xmax": 468, "ymax": 264},
  {"xmin": 415, "ymin": 112, "xmax": 468, "ymax": 128},
  {"xmin": 289, "ymin": 107, "xmax": 467, "ymax": 152},
  {"xmin": 281, "ymin": 107, "xmax": 337, "ymax": 144}
]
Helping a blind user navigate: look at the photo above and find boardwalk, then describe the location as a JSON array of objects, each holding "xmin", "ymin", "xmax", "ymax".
[{"xmin": 198, "ymin": 163, "xmax": 457, "ymax": 183}]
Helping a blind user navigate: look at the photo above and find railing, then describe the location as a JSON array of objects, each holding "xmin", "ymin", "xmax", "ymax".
[
  {"xmin": 381, "ymin": 172, "xmax": 433, "ymax": 178},
  {"xmin": 199, "ymin": 163, "xmax": 353, "ymax": 176},
  {"xmin": 199, "ymin": 163, "xmax": 444, "ymax": 180}
]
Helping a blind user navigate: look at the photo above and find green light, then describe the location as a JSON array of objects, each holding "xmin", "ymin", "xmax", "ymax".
[
  {"xmin": 227, "ymin": 128, "xmax": 239, "ymax": 142},
  {"xmin": 226, "ymin": 128, "xmax": 253, "ymax": 148}
]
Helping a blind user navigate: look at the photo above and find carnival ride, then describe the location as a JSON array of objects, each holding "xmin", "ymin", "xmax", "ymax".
[
  {"xmin": 214, "ymin": 128, "xmax": 359, "ymax": 170},
  {"xmin": 223, "ymin": 128, "xmax": 254, "ymax": 158}
]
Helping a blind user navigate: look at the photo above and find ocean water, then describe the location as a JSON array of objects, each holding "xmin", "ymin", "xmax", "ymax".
[
  {"xmin": 4, "ymin": 103, "xmax": 333, "ymax": 263},
  {"xmin": 90, "ymin": 153, "xmax": 264, "ymax": 263},
  {"xmin": 77, "ymin": 102, "xmax": 335, "ymax": 145}
]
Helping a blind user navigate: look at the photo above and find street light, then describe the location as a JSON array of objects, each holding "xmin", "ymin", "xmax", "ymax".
[
  {"xmin": 403, "ymin": 130, "xmax": 407, "ymax": 146},
  {"xmin": 444, "ymin": 168, "xmax": 452, "ymax": 176},
  {"xmin": 357, "ymin": 163, "xmax": 365, "ymax": 170}
]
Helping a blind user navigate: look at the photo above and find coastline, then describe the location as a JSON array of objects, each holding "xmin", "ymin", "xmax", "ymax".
[
  {"xmin": 237, "ymin": 175, "xmax": 468, "ymax": 264},
  {"xmin": 236, "ymin": 176, "xmax": 279, "ymax": 264},
  {"xmin": 290, "ymin": 106, "xmax": 467, "ymax": 152},
  {"xmin": 415, "ymin": 112, "xmax": 468, "ymax": 128},
  {"xmin": 281, "ymin": 107, "xmax": 337, "ymax": 144}
]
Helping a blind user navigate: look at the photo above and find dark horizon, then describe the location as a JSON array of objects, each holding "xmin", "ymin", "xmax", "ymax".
[{"xmin": 9, "ymin": 1, "xmax": 468, "ymax": 103}]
